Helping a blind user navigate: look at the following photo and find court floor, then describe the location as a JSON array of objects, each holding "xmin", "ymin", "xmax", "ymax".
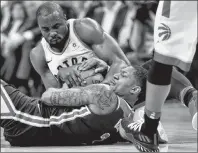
[{"xmin": 1, "ymin": 101, "xmax": 197, "ymax": 152}]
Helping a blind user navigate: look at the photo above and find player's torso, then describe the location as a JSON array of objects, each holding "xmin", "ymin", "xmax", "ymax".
[
  {"xmin": 48, "ymin": 98, "xmax": 127, "ymax": 144},
  {"xmin": 41, "ymin": 19, "xmax": 97, "ymax": 78}
]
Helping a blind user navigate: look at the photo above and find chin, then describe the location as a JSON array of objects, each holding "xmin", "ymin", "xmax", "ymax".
[{"xmin": 110, "ymin": 85, "xmax": 116, "ymax": 91}]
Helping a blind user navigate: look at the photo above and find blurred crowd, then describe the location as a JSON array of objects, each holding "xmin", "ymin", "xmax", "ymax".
[{"xmin": 1, "ymin": 1, "xmax": 197, "ymax": 97}]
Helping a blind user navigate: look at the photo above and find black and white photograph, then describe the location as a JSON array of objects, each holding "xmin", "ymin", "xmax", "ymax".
[{"xmin": 0, "ymin": 0, "xmax": 197, "ymax": 152}]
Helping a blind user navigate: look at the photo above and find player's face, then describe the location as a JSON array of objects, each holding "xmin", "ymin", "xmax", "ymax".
[
  {"xmin": 109, "ymin": 66, "xmax": 136, "ymax": 96},
  {"xmin": 37, "ymin": 12, "xmax": 68, "ymax": 45}
]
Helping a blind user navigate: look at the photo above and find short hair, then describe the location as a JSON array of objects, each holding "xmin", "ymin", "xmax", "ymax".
[
  {"xmin": 132, "ymin": 66, "xmax": 148, "ymax": 103},
  {"xmin": 36, "ymin": 2, "xmax": 65, "ymax": 19}
]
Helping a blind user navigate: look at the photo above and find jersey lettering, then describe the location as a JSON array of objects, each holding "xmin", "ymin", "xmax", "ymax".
[
  {"xmin": 56, "ymin": 56, "xmax": 88, "ymax": 71},
  {"xmin": 63, "ymin": 60, "xmax": 70, "ymax": 67},
  {"xmin": 57, "ymin": 65, "xmax": 63, "ymax": 70},
  {"xmin": 82, "ymin": 57, "xmax": 88, "ymax": 62},
  {"xmin": 71, "ymin": 57, "xmax": 78, "ymax": 65}
]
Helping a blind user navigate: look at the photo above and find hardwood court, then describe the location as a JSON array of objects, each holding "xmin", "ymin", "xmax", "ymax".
[{"xmin": 1, "ymin": 101, "xmax": 197, "ymax": 152}]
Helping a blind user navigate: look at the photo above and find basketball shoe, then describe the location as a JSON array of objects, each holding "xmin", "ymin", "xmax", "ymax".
[{"xmin": 119, "ymin": 114, "xmax": 159, "ymax": 152}]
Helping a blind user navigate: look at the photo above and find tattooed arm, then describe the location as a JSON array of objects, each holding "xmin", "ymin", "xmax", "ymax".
[
  {"xmin": 41, "ymin": 87, "xmax": 89, "ymax": 107},
  {"xmin": 41, "ymin": 84, "xmax": 119, "ymax": 114}
]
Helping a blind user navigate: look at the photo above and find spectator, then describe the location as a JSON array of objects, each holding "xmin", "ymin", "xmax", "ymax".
[
  {"xmin": 85, "ymin": 1, "xmax": 103, "ymax": 19},
  {"xmin": 90, "ymin": 1, "xmax": 134, "ymax": 46},
  {"xmin": 16, "ymin": 1, "xmax": 43, "ymax": 96},
  {"xmin": 56, "ymin": 1, "xmax": 78, "ymax": 19},
  {"xmin": 1, "ymin": 1, "xmax": 29, "ymax": 83},
  {"xmin": 127, "ymin": 1, "xmax": 158, "ymax": 65},
  {"xmin": 117, "ymin": 1, "xmax": 137, "ymax": 54},
  {"xmin": 71, "ymin": 1, "xmax": 87, "ymax": 18},
  {"xmin": 0, "ymin": 1, "xmax": 42, "ymax": 95}
]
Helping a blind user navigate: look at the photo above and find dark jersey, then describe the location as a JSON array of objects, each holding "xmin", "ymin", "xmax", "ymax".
[
  {"xmin": 46, "ymin": 101, "xmax": 125, "ymax": 145},
  {"xmin": 1, "ymin": 80, "xmax": 127, "ymax": 146}
]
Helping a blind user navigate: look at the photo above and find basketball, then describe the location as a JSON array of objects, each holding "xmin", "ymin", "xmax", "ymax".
[{"xmin": 78, "ymin": 68, "xmax": 104, "ymax": 85}]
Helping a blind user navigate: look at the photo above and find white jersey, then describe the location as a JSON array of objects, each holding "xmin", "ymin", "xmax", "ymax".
[{"xmin": 41, "ymin": 19, "xmax": 97, "ymax": 78}]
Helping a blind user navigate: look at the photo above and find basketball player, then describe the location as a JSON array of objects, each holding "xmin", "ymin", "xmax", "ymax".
[
  {"xmin": 1, "ymin": 65, "xmax": 169, "ymax": 146},
  {"xmin": 120, "ymin": 1, "xmax": 197, "ymax": 152},
  {"xmin": 30, "ymin": 2, "xmax": 130, "ymax": 89},
  {"xmin": 1, "ymin": 60, "xmax": 197, "ymax": 146}
]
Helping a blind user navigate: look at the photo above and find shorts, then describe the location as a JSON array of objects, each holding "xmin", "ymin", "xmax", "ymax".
[{"xmin": 154, "ymin": 1, "xmax": 197, "ymax": 71}]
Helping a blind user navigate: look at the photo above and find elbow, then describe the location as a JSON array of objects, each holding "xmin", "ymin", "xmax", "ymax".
[{"xmin": 41, "ymin": 89, "xmax": 53, "ymax": 106}]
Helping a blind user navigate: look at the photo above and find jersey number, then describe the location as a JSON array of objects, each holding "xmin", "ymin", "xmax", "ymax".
[{"xmin": 162, "ymin": 1, "xmax": 171, "ymax": 18}]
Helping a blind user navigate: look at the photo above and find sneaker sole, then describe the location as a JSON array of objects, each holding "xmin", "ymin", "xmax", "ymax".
[{"xmin": 119, "ymin": 123, "xmax": 159, "ymax": 152}]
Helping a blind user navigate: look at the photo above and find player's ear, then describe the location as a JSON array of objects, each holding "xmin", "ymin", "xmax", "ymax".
[{"xmin": 130, "ymin": 86, "xmax": 141, "ymax": 95}]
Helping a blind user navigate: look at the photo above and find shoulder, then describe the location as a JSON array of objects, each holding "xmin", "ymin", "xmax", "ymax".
[
  {"xmin": 74, "ymin": 18, "xmax": 105, "ymax": 44},
  {"xmin": 75, "ymin": 18, "xmax": 100, "ymax": 30}
]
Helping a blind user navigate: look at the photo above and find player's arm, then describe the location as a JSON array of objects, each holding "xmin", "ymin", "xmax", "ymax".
[
  {"xmin": 75, "ymin": 18, "xmax": 131, "ymax": 82},
  {"xmin": 30, "ymin": 43, "xmax": 61, "ymax": 89},
  {"xmin": 41, "ymin": 84, "xmax": 118, "ymax": 114}
]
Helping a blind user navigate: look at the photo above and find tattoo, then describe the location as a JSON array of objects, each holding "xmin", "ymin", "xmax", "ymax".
[
  {"xmin": 85, "ymin": 84, "xmax": 118, "ymax": 110},
  {"xmin": 49, "ymin": 84, "xmax": 118, "ymax": 110},
  {"xmin": 50, "ymin": 89, "xmax": 89, "ymax": 106}
]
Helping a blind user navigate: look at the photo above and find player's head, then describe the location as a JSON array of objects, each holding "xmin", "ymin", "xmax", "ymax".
[
  {"xmin": 109, "ymin": 66, "xmax": 148, "ymax": 106},
  {"xmin": 36, "ymin": 2, "xmax": 68, "ymax": 46}
]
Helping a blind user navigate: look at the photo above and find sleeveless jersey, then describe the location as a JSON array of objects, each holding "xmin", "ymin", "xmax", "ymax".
[
  {"xmin": 48, "ymin": 96, "xmax": 132, "ymax": 145},
  {"xmin": 41, "ymin": 19, "xmax": 97, "ymax": 78}
]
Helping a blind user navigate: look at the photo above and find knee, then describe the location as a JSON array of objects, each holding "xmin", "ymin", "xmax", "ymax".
[{"xmin": 148, "ymin": 60, "xmax": 173, "ymax": 85}]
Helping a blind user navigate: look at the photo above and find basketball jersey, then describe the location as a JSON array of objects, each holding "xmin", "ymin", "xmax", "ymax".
[
  {"xmin": 49, "ymin": 96, "xmax": 131, "ymax": 145},
  {"xmin": 41, "ymin": 19, "xmax": 97, "ymax": 78}
]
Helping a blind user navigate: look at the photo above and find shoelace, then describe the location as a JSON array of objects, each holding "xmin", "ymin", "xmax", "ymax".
[{"xmin": 127, "ymin": 119, "xmax": 144, "ymax": 132}]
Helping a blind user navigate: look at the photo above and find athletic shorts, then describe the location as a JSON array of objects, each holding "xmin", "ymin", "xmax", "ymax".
[{"xmin": 154, "ymin": 1, "xmax": 197, "ymax": 71}]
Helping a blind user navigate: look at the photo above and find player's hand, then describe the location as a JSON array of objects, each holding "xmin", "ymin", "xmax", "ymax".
[
  {"xmin": 57, "ymin": 66, "xmax": 83, "ymax": 88},
  {"xmin": 78, "ymin": 57, "xmax": 109, "ymax": 74}
]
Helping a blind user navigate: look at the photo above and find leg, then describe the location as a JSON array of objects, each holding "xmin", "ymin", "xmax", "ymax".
[
  {"xmin": 142, "ymin": 60, "xmax": 197, "ymax": 130},
  {"xmin": 0, "ymin": 80, "xmax": 51, "ymax": 146},
  {"xmin": 121, "ymin": 1, "xmax": 197, "ymax": 152},
  {"xmin": 142, "ymin": 59, "xmax": 196, "ymax": 103}
]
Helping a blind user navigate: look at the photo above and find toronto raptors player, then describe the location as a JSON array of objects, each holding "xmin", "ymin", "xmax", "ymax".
[{"xmin": 30, "ymin": 2, "xmax": 130, "ymax": 89}]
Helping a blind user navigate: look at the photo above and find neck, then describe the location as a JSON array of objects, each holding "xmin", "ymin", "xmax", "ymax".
[{"xmin": 123, "ymin": 95, "xmax": 137, "ymax": 108}]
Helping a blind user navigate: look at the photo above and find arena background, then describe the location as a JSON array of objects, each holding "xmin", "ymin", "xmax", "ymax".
[{"xmin": 0, "ymin": 1, "xmax": 197, "ymax": 152}]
